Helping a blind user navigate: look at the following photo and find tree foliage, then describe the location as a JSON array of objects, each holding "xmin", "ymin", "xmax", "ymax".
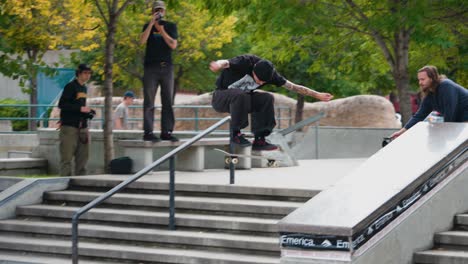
[
  {"xmin": 0, "ymin": 0, "xmax": 99, "ymax": 129},
  {"xmin": 201, "ymin": 0, "xmax": 467, "ymax": 123},
  {"xmin": 0, "ymin": 0, "xmax": 99, "ymax": 85},
  {"xmin": 70, "ymin": 0, "xmax": 238, "ymax": 95}
]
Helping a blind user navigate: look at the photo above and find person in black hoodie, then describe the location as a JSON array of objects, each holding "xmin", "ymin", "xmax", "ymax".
[
  {"xmin": 58, "ymin": 64, "xmax": 93, "ymax": 176},
  {"xmin": 209, "ymin": 54, "xmax": 333, "ymax": 151}
]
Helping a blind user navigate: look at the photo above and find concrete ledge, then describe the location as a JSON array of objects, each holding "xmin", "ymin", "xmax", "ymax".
[
  {"xmin": 0, "ymin": 133, "xmax": 38, "ymax": 159},
  {"xmin": 118, "ymin": 137, "xmax": 230, "ymax": 148},
  {"xmin": 118, "ymin": 138, "xmax": 241, "ymax": 172},
  {"xmin": 279, "ymin": 123, "xmax": 468, "ymax": 264},
  {"xmin": 0, "ymin": 177, "xmax": 69, "ymax": 219},
  {"xmin": 0, "ymin": 158, "xmax": 48, "ymax": 176}
]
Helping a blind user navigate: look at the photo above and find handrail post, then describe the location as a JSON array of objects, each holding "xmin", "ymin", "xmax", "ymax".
[
  {"xmin": 229, "ymin": 124, "xmax": 235, "ymax": 184},
  {"xmin": 277, "ymin": 107, "xmax": 282, "ymax": 129},
  {"xmin": 315, "ymin": 122, "xmax": 319, "ymax": 159},
  {"xmin": 72, "ymin": 215, "xmax": 79, "ymax": 264},
  {"xmin": 169, "ymin": 156, "xmax": 176, "ymax": 230},
  {"xmin": 194, "ymin": 108, "xmax": 199, "ymax": 131}
]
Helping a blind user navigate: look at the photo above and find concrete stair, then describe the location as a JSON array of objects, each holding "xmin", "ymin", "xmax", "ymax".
[
  {"xmin": 0, "ymin": 176, "xmax": 317, "ymax": 263},
  {"xmin": 414, "ymin": 213, "xmax": 468, "ymax": 263}
]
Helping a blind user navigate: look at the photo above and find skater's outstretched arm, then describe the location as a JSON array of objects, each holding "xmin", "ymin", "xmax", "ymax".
[{"xmin": 283, "ymin": 80, "xmax": 333, "ymax": 102}]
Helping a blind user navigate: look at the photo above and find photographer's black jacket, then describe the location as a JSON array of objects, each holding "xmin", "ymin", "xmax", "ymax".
[
  {"xmin": 142, "ymin": 20, "xmax": 178, "ymax": 66},
  {"xmin": 58, "ymin": 79, "xmax": 89, "ymax": 128}
]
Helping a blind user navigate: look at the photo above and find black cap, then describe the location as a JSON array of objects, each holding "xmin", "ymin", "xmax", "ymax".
[
  {"xmin": 253, "ymin": 59, "xmax": 276, "ymax": 82},
  {"xmin": 123, "ymin": 91, "xmax": 135, "ymax": 98},
  {"xmin": 77, "ymin": 64, "xmax": 91, "ymax": 72}
]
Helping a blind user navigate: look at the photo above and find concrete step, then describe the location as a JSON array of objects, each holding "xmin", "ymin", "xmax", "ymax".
[
  {"xmin": 16, "ymin": 204, "xmax": 279, "ymax": 233},
  {"xmin": 0, "ymin": 158, "xmax": 47, "ymax": 176},
  {"xmin": 414, "ymin": 248, "xmax": 468, "ymax": 263},
  {"xmin": 0, "ymin": 249, "xmax": 121, "ymax": 264},
  {"xmin": 69, "ymin": 177, "xmax": 317, "ymax": 201},
  {"xmin": 45, "ymin": 190, "xmax": 300, "ymax": 216},
  {"xmin": 0, "ymin": 234, "xmax": 279, "ymax": 264},
  {"xmin": 456, "ymin": 214, "xmax": 468, "ymax": 226},
  {"xmin": 435, "ymin": 230, "xmax": 468, "ymax": 246},
  {"xmin": 0, "ymin": 219, "xmax": 279, "ymax": 252}
]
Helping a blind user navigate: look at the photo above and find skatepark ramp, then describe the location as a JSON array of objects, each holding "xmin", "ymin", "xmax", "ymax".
[{"xmin": 278, "ymin": 122, "xmax": 468, "ymax": 264}]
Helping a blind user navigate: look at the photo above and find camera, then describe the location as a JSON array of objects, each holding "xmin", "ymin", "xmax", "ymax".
[
  {"xmin": 154, "ymin": 12, "xmax": 162, "ymax": 21},
  {"xmin": 85, "ymin": 109, "xmax": 96, "ymax": 120}
]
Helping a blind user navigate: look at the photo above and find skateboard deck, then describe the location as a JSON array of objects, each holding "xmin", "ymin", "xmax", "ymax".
[{"xmin": 213, "ymin": 148, "xmax": 281, "ymax": 167}]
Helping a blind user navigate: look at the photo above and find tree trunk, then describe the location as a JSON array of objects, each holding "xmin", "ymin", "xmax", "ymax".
[
  {"xmin": 393, "ymin": 28, "xmax": 412, "ymax": 125},
  {"xmin": 295, "ymin": 94, "xmax": 304, "ymax": 131},
  {"xmin": 29, "ymin": 50, "xmax": 38, "ymax": 131},
  {"xmin": 102, "ymin": 15, "xmax": 117, "ymax": 173}
]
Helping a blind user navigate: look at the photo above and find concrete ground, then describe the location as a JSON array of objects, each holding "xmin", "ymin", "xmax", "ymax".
[{"xmin": 87, "ymin": 158, "xmax": 367, "ymax": 191}]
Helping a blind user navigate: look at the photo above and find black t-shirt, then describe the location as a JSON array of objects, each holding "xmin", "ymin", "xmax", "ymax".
[
  {"xmin": 142, "ymin": 20, "xmax": 178, "ymax": 66},
  {"xmin": 215, "ymin": 54, "xmax": 286, "ymax": 90},
  {"xmin": 58, "ymin": 79, "xmax": 89, "ymax": 128}
]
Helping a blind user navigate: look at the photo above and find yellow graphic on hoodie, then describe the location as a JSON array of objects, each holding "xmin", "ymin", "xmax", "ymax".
[{"xmin": 77, "ymin": 92, "xmax": 87, "ymax": 99}]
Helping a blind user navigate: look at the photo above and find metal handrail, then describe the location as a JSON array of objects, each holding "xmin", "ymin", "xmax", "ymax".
[
  {"xmin": 0, "ymin": 104, "xmax": 292, "ymax": 131},
  {"xmin": 276, "ymin": 112, "xmax": 325, "ymax": 137},
  {"xmin": 71, "ymin": 116, "xmax": 232, "ymax": 264}
]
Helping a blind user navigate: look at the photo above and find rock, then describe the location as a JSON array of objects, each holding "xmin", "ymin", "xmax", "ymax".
[{"xmin": 48, "ymin": 92, "xmax": 401, "ymax": 131}]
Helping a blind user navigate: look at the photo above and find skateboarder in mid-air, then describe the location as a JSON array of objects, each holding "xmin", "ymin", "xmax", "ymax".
[{"xmin": 209, "ymin": 54, "xmax": 333, "ymax": 151}]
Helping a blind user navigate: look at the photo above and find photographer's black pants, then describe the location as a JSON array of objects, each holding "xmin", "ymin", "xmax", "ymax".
[
  {"xmin": 143, "ymin": 63, "xmax": 175, "ymax": 134},
  {"xmin": 212, "ymin": 89, "xmax": 276, "ymax": 137}
]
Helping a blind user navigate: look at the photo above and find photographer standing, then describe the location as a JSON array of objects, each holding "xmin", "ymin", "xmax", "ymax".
[
  {"xmin": 58, "ymin": 64, "xmax": 93, "ymax": 176},
  {"xmin": 140, "ymin": 0, "xmax": 179, "ymax": 142}
]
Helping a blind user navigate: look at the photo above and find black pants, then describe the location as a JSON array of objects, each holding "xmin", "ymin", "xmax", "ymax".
[
  {"xmin": 212, "ymin": 89, "xmax": 276, "ymax": 137},
  {"xmin": 143, "ymin": 64, "xmax": 175, "ymax": 134}
]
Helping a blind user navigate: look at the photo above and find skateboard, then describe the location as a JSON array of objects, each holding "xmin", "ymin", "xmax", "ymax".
[{"xmin": 213, "ymin": 148, "xmax": 281, "ymax": 167}]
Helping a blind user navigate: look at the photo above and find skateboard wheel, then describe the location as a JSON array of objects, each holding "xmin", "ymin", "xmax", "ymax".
[
  {"xmin": 232, "ymin": 158, "xmax": 239, "ymax": 164},
  {"xmin": 225, "ymin": 157, "xmax": 231, "ymax": 164},
  {"xmin": 267, "ymin": 160, "xmax": 278, "ymax": 167}
]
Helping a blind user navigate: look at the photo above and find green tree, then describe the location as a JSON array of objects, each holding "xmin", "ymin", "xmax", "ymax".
[
  {"xmin": 86, "ymin": 0, "xmax": 138, "ymax": 172},
  {"xmin": 202, "ymin": 0, "xmax": 467, "ymax": 124},
  {"xmin": 72, "ymin": 0, "xmax": 238, "ymax": 95},
  {"xmin": 0, "ymin": 0, "xmax": 99, "ymax": 130}
]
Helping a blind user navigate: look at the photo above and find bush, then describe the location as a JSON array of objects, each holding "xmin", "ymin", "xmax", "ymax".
[{"xmin": 0, "ymin": 98, "xmax": 29, "ymax": 131}]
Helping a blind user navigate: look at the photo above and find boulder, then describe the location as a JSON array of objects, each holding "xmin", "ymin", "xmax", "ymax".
[
  {"xmin": 174, "ymin": 92, "xmax": 401, "ymax": 129},
  {"xmin": 48, "ymin": 92, "xmax": 401, "ymax": 131}
]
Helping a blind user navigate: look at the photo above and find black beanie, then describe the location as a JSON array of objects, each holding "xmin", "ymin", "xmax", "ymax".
[{"xmin": 253, "ymin": 59, "xmax": 276, "ymax": 82}]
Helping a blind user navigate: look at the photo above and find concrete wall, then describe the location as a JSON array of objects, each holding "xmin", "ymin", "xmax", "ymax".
[
  {"xmin": 0, "ymin": 134, "xmax": 38, "ymax": 158},
  {"xmin": 292, "ymin": 126, "xmax": 399, "ymax": 159},
  {"xmin": 4, "ymin": 126, "xmax": 401, "ymax": 175}
]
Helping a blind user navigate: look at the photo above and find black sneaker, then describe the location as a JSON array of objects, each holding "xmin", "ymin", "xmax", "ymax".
[
  {"xmin": 252, "ymin": 138, "xmax": 278, "ymax": 151},
  {"xmin": 160, "ymin": 131, "xmax": 179, "ymax": 142},
  {"xmin": 143, "ymin": 133, "xmax": 161, "ymax": 142},
  {"xmin": 231, "ymin": 132, "xmax": 252, "ymax": 147}
]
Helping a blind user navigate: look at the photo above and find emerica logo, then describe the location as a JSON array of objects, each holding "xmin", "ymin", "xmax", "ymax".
[{"xmin": 281, "ymin": 235, "xmax": 315, "ymax": 248}]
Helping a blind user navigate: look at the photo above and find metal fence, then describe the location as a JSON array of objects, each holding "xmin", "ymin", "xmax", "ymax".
[{"xmin": 0, "ymin": 104, "xmax": 293, "ymax": 132}]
